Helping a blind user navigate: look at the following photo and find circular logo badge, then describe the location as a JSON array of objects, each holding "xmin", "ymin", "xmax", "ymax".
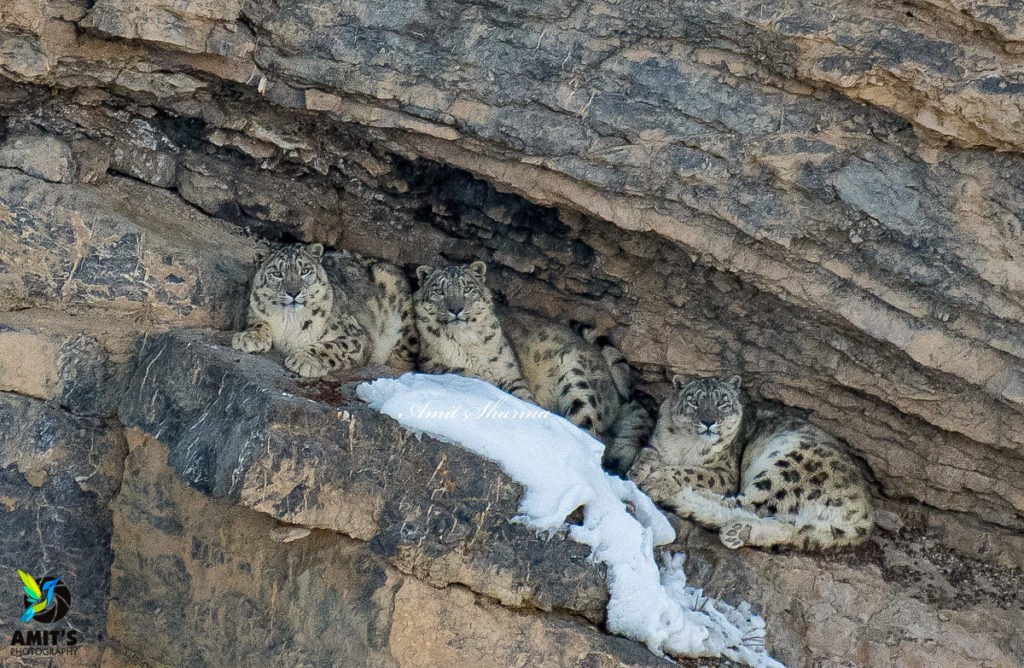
[{"xmin": 23, "ymin": 578, "xmax": 71, "ymax": 623}]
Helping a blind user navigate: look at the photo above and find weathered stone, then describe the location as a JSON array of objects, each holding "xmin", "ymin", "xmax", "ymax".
[
  {"xmin": 118, "ymin": 330, "xmax": 610, "ymax": 622},
  {"xmin": 0, "ymin": 309, "xmax": 137, "ymax": 417},
  {"xmin": 176, "ymin": 151, "xmax": 340, "ymax": 240},
  {"xmin": 388, "ymin": 576, "xmax": 678, "ymax": 668},
  {"xmin": 673, "ymin": 522, "xmax": 1024, "ymax": 668},
  {"xmin": 107, "ymin": 417, "xmax": 678, "ymax": 668},
  {"xmin": 82, "ymin": 0, "xmax": 251, "ymax": 57},
  {"xmin": 0, "ymin": 133, "xmax": 74, "ymax": 182},
  {"xmin": 0, "ymin": 170, "xmax": 253, "ymax": 328},
  {"xmin": 69, "ymin": 139, "xmax": 111, "ymax": 185},
  {"xmin": 107, "ymin": 433, "xmax": 401, "ymax": 667},
  {"xmin": 0, "ymin": 393, "xmax": 126, "ymax": 665}
]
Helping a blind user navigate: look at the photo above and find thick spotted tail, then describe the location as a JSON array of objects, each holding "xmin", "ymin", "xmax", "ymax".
[
  {"xmin": 670, "ymin": 487, "xmax": 873, "ymax": 551},
  {"xmin": 363, "ymin": 263, "xmax": 419, "ymax": 371},
  {"xmin": 570, "ymin": 320, "xmax": 632, "ymax": 400},
  {"xmin": 602, "ymin": 399, "xmax": 654, "ymax": 477}
]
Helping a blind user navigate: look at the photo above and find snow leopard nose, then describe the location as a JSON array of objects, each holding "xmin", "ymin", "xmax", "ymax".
[
  {"xmin": 699, "ymin": 420, "xmax": 717, "ymax": 430},
  {"xmin": 282, "ymin": 277, "xmax": 303, "ymax": 298},
  {"xmin": 445, "ymin": 299, "xmax": 465, "ymax": 319}
]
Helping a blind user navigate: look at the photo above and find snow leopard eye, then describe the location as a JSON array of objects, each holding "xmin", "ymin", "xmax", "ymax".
[
  {"xmin": 685, "ymin": 397, "xmax": 698, "ymax": 409},
  {"xmin": 270, "ymin": 270, "xmax": 283, "ymax": 279},
  {"xmin": 300, "ymin": 266, "xmax": 313, "ymax": 277}
]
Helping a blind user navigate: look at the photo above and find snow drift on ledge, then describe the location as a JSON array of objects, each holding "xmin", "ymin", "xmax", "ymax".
[{"xmin": 358, "ymin": 373, "xmax": 784, "ymax": 668}]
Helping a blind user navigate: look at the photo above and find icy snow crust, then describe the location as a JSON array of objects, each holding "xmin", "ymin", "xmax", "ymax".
[{"xmin": 358, "ymin": 373, "xmax": 784, "ymax": 667}]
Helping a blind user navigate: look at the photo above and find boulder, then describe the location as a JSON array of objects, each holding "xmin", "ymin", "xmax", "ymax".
[
  {"xmin": 0, "ymin": 169, "xmax": 253, "ymax": 327},
  {"xmin": 0, "ymin": 134, "xmax": 74, "ymax": 183}
]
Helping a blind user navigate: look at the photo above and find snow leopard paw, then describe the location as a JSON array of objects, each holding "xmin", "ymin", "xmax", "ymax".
[{"xmin": 720, "ymin": 522, "xmax": 751, "ymax": 549}]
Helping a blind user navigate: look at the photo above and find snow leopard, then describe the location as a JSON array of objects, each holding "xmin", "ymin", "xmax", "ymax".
[
  {"xmin": 629, "ymin": 375, "xmax": 873, "ymax": 551},
  {"xmin": 413, "ymin": 261, "xmax": 634, "ymax": 438},
  {"xmin": 232, "ymin": 243, "xmax": 418, "ymax": 377}
]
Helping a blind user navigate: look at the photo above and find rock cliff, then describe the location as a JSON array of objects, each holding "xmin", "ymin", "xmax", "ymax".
[{"xmin": 1, "ymin": 1, "xmax": 1023, "ymax": 666}]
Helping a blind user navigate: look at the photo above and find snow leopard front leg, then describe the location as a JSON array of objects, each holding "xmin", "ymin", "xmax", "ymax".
[
  {"xmin": 285, "ymin": 315, "xmax": 368, "ymax": 378},
  {"xmin": 233, "ymin": 302, "xmax": 273, "ymax": 353},
  {"xmin": 491, "ymin": 340, "xmax": 535, "ymax": 402},
  {"xmin": 629, "ymin": 449, "xmax": 738, "ymax": 510}
]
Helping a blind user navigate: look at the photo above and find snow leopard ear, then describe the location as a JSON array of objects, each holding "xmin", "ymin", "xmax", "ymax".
[
  {"xmin": 416, "ymin": 265, "xmax": 435, "ymax": 283},
  {"xmin": 305, "ymin": 243, "xmax": 324, "ymax": 260},
  {"xmin": 253, "ymin": 244, "xmax": 271, "ymax": 265},
  {"xmin": 468, "ymin": 260, "xmax": 487, "ymax": 279},
  {"xmin": 725, "ymin": 375, "xmax": 742, "ymax": 390},
  {"xmin": 671, "ymin": 374, "xmax": 688, "ymax": 390}
]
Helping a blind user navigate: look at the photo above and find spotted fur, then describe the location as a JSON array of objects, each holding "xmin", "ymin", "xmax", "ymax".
[
  {"xmin": 232, "ymin": 243, "xmax": 417, "ymax": 377},
  {"xmin": 413, "ymin": 261, "xmax": 629, "ymax": 437},
  {"xmin": 502, "ymin": 310, "xmax": 627, "ymax": 437},
  {"xmin": 569, "ymin": 321, "xmax": 653, "ymax": 474},
  {"xmin": 571, "ymin": 321, "xmax": 632, "ymax": 400},
  {"xmin": 629, "ymin": 376, "xmax": 873, "ymax": 551},
  {"xmin": 413, "ymin": 261, "xmax": 533, "ymax": 400},
  {"xmin": 601, "ymin": 398, "xmax": 655, "ymax": 476}
]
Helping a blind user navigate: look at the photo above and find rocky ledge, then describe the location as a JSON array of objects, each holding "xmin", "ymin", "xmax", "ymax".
[
  {"xmin": 106, "ymin": 329, "xmax": 680, "ymax": 667},
  {"xmin": 103, "ymin": 329, "xmax": 1021, "ymax": 667}
]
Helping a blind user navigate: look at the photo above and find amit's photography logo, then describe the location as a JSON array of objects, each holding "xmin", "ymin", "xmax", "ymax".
[
  {"xmin": 9, "ymin": 570, "xmax": 80, "ymax": 657},
  {"xmin": 18, "ymin": 571, "xmax": 71, "ymax": 624}
]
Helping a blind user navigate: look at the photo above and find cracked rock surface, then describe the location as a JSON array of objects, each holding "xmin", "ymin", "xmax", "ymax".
[
  {"xmin": 2, "ymin": 0, "xmax": 1024, "ymax": 665},
  {"xmin": 115, "ymin": 328, "xmax": 1024, "ymax": 667}
]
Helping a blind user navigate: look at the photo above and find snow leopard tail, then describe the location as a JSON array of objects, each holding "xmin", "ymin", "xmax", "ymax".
[
  {"xmin": 570, "ymin": 320, "xmax": 632, "ymax": 400},
  {"xmin": 569, "ymin": 321, "xmax": 652, "ymax": 475},
  {"xmin": 602, "ymin": 398, "xmax": 654, "ymax": 477}
]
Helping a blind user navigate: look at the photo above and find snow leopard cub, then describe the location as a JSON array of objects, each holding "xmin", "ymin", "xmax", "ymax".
[
  {"xmin": 629, "ymin": 376, "xmax": 873, "ymax": 551},
  {"xmin": 232, "ymin": 243, "xmax": 417, "ymax": 377},
  {"xmin": 413, "ymin": 261, "xmax": 631, "ymax": 437}
]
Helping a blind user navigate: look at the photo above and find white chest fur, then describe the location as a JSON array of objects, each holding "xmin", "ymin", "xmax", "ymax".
[
  {"xmin": 267, "ymin": 305, "xmax": 327, "ymax": 356},
  {"xmin": 430, "ymin": 324, "xmax": 498, "ymax": 374}
]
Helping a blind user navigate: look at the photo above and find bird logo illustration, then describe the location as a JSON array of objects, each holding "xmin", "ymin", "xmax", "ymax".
[{"xmin": 18, "ymin": 570, "xmax": 63, "ymax": 623}]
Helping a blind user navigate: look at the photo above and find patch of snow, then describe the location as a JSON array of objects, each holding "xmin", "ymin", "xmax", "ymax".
[{"xmin": 358, "ymin": 373, "xmax": 784, "ymax": 667}]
